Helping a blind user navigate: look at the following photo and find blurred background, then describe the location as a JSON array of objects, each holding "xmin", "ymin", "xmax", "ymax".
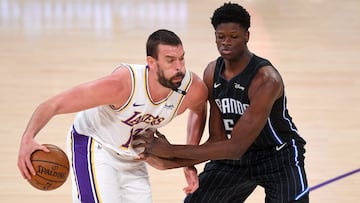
[{"xmin": 1, "ymin": 0, "xmax": 359, "ymax": 202}]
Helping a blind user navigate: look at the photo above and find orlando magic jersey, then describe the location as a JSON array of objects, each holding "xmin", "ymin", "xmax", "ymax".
[
  {"xmin": 213, "ymin": 55, "xmax": 306, "ymax": 150},
  {"xmin": 184, "ymin": 55, "xmax": 309, "ymax": 203},
  {"xmin": 72, "ymin": 64, "xmax": 192, "ymax": 159}
]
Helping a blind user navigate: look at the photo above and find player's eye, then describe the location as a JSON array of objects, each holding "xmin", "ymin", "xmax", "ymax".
[{"xmin": 216, "ymin": 35, "xmax": 225, "ymax": 40}]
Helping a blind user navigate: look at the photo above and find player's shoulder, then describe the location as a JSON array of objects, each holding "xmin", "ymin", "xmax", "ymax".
[
  {"xmin": 201, "ymin": 59, "xmax": 218, "ymax": 89},
  {"xmin": 205, "ymin": 59, "xmax": 217, "ymax": 73},
  {"xmin": 112, "ymin": 63, "xmax": 131, "ymax": 74},
  {"xmin": 189, "ymin": 71, "xmax": 207, "ymax": 90},
  {"xmin": 111, "ymin": 63, "xmax": 145, "ymax": 80},
  {"xmin": 186, "ymin": 71, "xmax": 207, "ymax": 99},
  {"xmin": 112, "ymin": 63, "xmax": 145, "ymax": 74},
  {"xmin": 255, "ymin": 64, "xmax": 282, "ymax": 83},
  {"xmin": 105, "ymin": 63, "xmax": 137, "ymax": 90},
  {"xmin": 250, "ymin": 54, "xmax": 281, "ymax": 81},
  {"xmin": 250, "ymin": 65, "xmax": 283, "ymax": 99}
]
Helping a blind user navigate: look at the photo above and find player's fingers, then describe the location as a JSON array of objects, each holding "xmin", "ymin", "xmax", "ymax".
[
  {"xmin": 134, "ymin": 154, "xmax": 145, "ymax": 161},
  {"xmin": 25, "ymin": 157, "xmax": 36, "ymax": 177},
  {"xmin": 39, "ymin": 145, "xmax": 50, "ymax": 152},
  {"xmin": 155, "ymin": 130, "xmax": 166, "ymax": 138},
  {"xmin": 183, "ymin": 186, "xmax": 193, "ymax": 195},
  {"xmin": 19, "ymin": 158, "xmax": 33, "ymax": 179},
  {"xmin": 17, "ymin": 152, "xmax": 32, "ymax": 179},
  {"xmin": 183, "ymin": 183, "xmax": 198, "ymax": 194},
  {"xmin": 192, "ymin": 182, "xmax": 199, "ymax": 192},
  {"xmin": 133, "ymin": 134, "xmax": 152, "ymax": 143},
  {"xmin": 133, "ymin": 136, "xmax": 145, "ymax": 143},
  {"xmin": 142, "ymin": 128, "xmax": 155, "ymax": 139},
  {"xmin": 132, "ymin": 142, "xmax": 145, "ymax": 149},
  {"xmin": 18, "ymin": 140, "xmax": 43, "ymax": 180},
  {"xmin": 18, "ymin": 160, "xmax": 30, "ymax": 179},
  {"xmin": 183, "ymin": 186, "xmax": 190, "ymax": 194}
]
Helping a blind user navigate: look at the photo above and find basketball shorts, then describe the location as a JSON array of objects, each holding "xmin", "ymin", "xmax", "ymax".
[
  {"xmin": 66, "ymin": 127, "xmax": 152, "ymax": 203},
  {"xmin": 184, "ymin": 139, "xmax": 309, "ymax": 203}
]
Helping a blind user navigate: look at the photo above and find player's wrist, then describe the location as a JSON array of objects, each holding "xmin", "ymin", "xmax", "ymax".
[{"xmin": 183, "ymin": 165, "xmax": 196, "ymax": 171}]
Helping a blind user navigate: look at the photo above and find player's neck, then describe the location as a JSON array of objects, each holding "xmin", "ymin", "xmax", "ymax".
[{"xmin": 223, "ymin": 51, "xmax": 252, "ymax": 79}]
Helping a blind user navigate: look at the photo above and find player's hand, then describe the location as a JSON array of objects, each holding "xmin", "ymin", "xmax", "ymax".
[
  {"xmin": 133, "ymin": 128, "xmax": 155, "ymax": 156},
  {"xmin": 17, "ymin": 138, "xmax": 49, "ymax": 180},
  {"xmin": 134, "ymin": 130, "xmax": 173, "ymax": 158},
  {"xmin": 183, "ymin": 166, "xmax": 199, "ymax": 194}
]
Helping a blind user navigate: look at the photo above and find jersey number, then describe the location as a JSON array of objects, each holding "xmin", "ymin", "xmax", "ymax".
[
  {"xmin": 223, "ymin": 119, "xmax": 234, "ymax": 138},
  {"xmin": 121, "ymin": 128, "xmax": 144, "ymax": 148}
]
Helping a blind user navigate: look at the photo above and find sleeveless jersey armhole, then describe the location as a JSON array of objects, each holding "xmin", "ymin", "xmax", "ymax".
[
  {"xmin": 169, "ymin": 70, "xmax": 193, "ymax": 120},
  {"xmin": 110, "ymin": 64, "xmax": 135, "ymax": 112}
]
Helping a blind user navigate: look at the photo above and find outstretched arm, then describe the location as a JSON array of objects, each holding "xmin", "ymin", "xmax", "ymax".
[
  {"xmin": 137, "ymin": 65, "xmax": 283, "ymax": 161},
  {"xmin": 136, "ymin": 130, "xmax": 208, "ymax": 169},
  {"xmin": 18, "ymin": 66, "xmax": 132, "ymax": 179}
]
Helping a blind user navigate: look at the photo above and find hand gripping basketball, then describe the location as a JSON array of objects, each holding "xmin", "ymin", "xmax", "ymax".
[{"xmin": 28, "ymin": 144, "xmax": 70, "ymax": 191}]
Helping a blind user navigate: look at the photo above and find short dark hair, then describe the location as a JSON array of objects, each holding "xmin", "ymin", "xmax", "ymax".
[
  {"xmin": 211, "ymin": 2, "xmax": 251, "ymax": 30},
  {"xmin": 146, "ymin": 29, "xmax": 182, "ymax": 59}
]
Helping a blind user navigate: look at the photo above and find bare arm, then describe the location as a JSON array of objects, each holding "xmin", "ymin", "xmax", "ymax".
[
  {"xmin": 203, "ymin": 61, "xmax": 228, "ymax": 144},
  {"xmin": 181, "ymin": 82, "xmax": 207, "ymax": 193},
  {"xmin": 141, "ymin": 104, "xmax": 208, "ymax": 169},
  {"xmin": 18, "ymin": 66, "xmax": 132, "ymax": 179},
  {"xmin": 140, "ymin": 65, "xmax": 283, "ymax": 161},
  {"xmin": 185, "ymin": 72, "xmax": 208, "ymax": 146},
  {"xmin": 171, "ymin": 66, "xmax": 283, "ymax": 160}
]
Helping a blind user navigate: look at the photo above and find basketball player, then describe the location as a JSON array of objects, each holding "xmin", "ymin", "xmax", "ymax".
[
  {"xmin": 17, "ymin": 29, "xmax": 208, "ymax": 203},
  {"xmin": 134, "ymin": 3, "xmax": 309, "ymax": 203}
]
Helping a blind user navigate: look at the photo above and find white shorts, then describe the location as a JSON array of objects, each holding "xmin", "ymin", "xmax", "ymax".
[{"xmin": 66, "ymin": 127, "xmax": 152, "ymax": 203}]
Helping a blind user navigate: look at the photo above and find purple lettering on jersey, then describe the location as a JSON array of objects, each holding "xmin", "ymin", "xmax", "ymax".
[
  {"xmin": 122, "ymin": 111, "xmax": 165, "ymax": 126},
  {"xmin": 121, "ymin": 128, "xmax": 143, "ymax": 148}
]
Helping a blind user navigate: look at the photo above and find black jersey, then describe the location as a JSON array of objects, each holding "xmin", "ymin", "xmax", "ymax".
[{"xmin": 213, "ymin": 55, "xmax": 306, "ymax": 150}]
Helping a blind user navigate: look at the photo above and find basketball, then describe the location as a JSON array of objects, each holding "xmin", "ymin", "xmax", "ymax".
[{"xmin": 28, "ymin": 144, "xmax": 70, "ymax": 191}]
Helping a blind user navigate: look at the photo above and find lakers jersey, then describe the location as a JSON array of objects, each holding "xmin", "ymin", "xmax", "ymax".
[
  {"xmin": 72, "ymin": 64, "xmax": 192, "ymax": 159},
  {"xmin": 213, "ymin": 55, "xmax": 306, "ymax": 150}
]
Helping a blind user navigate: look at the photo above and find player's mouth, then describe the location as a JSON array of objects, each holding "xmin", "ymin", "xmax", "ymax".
[
  {"xmin": 220, "ymin": 47, "xmax": 232, "ymax": 55},
  {"xmin": 172, "ymin": 76, "xmax": 183, "ymax": 84},
  {"xmin": 171, "ymin": 73, "xmax": 184, "ymax": 86}
]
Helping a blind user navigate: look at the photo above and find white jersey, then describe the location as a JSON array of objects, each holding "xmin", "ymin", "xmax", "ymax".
[{"xmin": 72, "ymin": 64, "xmax": 192, "ymax": 159}]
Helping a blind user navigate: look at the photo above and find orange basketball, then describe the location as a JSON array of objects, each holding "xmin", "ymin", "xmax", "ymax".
[{"xmin": 28, "ymin": 144, "xmax": 70, "ymax": 191}]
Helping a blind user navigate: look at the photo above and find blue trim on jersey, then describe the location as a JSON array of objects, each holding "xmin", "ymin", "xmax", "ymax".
[
  {"xmin": 295, "ymin": 187, "xmax": 309, "ymax": 200},
  {"xmin": 291, "ymin": 139, "xmax": 308, "ymax": 200},
  {"xmin": 267, "ymin": 117, "xmax": 284, "ymax": 145},
  {"xmin": 282, "ymin": 93, "xmax": 298, "ymax": 133},
  {"xmin": 268, "ymin": 93, "xmax": 299, "ymax": 145}
]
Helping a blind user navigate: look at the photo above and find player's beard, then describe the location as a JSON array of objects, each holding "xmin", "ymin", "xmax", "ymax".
[{"xmin": 156, "ymin": 64, "xmax": 185, "ymax": 90}]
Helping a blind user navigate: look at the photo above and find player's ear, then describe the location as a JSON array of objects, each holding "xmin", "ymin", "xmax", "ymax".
[
  {"xmin": 245, "ymin": 30, "xmax": 250, "ymax": 44},
  {"xmin": 146, "ymin": 56, "xmax": 155, "ymax": 67}
]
